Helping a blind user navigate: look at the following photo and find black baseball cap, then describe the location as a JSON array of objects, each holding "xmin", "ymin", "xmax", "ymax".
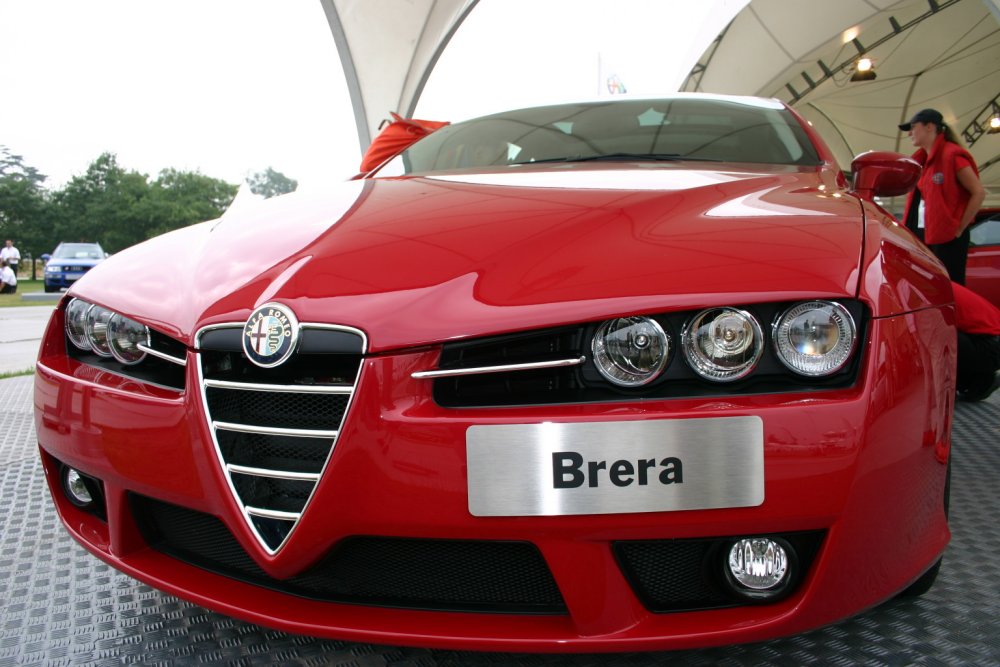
[{"xmin": 899, "ymin": 109, "xmax": 944, "ymax": 131}]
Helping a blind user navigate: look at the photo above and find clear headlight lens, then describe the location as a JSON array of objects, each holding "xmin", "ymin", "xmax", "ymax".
[
  {"xmin": 592, "ymin": 316, "xmax": 669, "ymax": 387},
  {"xmin": 773, "ymin": 301, "xmax": 856, "ymax": 376},
  {"xmin": 64, "ymin": 298, "xmax": 93, "ymax": 351},
  {"xmin": 84, "ymin": 305, "xmax": 114, "ymax": 357},
  {"xmin": 682, "ymin": 308, "xmax": 763, "ymax": 382},
  {"xmin": 65, "ymin": 299, "xmax": 155, "ymax": 365},
  {"xmin": 107, "ymin": 313, "xmax": 149, "ymax": 365}
]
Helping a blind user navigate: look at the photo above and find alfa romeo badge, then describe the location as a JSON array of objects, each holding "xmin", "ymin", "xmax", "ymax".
[{"xmin": 242, "ymin": 303, "xmax": 300, "ymax": 368}]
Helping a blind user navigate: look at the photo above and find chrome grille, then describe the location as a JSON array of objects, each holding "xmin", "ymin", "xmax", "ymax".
[{"xmin": 197, "ymin": 323, "xmax": 366, "ymax": 554}]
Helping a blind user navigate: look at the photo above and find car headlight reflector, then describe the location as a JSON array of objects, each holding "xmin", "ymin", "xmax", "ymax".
[
  {"xmin": 682, "ymin": 308, "xmax": 763, "ymax": 381},
  {"xmin": 592, "ymin": 316, "xmax": 669, "ymax": 387},
  {"xmin": 773, "ymin": 301, "xmax": 856, "ymax": 376},
  {"xmin": 84, "ymin": 305, "xmax": 114, "ymax": 357},
  {"xmin": 64, "ymin": 298, "xmax": 93, "ymax": 351},
  {"xmin": 107, "ymin": 313, "xmax": 149, "ymax": 365}
]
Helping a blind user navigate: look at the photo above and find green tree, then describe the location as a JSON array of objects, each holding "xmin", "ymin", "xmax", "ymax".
[
  {"xmin": 0, "ymin": 145, "xmax": 47, "ymax": 185},
  {"xmin": 247, "ymin": 167, "xmax": 298, "ymax": 199},
  {"xmin": 48, "ymin": 153, "xmax": 152, "ymax": 253},
  {"xmin": 48, "ymin": 153, "xmax": 238, "ymax": 254},
  {"xmin": 149, "ymin": 168, "xmax": 238, "ymax": 238},
  {"xmin": 0, "ymin": 146, "xmax": 50, "ymax": 261}
]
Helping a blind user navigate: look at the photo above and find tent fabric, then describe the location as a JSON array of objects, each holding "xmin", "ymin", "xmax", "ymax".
[
  {"xmin": 358, "ymin": 113, "xmax": 450, "ymax": 173},
  {"xmin": 320, "ymin": 0, "xmax": 478, "ymax": 152},
  {"xmin": 683, "ymin": 0, "xmax": 1000, "ymax": 207}
]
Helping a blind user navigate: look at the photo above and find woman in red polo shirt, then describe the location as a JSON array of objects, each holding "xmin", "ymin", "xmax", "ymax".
[{"xmin": 900, "ymin": 108, "xmax": 986, "ymax": 284}]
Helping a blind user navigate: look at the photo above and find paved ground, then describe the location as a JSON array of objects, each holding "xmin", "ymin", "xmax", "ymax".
[
  {"xmin": 0, "ymin": 305, "xmax": 55, "ymax": 375},
  {"xmin": 1, "ymin": 370, "xmax": 998, "ymax": 664}
]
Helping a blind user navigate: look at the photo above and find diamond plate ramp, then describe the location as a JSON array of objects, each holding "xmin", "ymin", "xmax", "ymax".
[{"xmin": 2, "ymin": 374, "xmax": 999, "ymax": 665}]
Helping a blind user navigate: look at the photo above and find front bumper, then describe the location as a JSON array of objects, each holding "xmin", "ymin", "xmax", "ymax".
[
  {"xmin": 44, "ymin": 272, "xmax": 84, "ymax": 290},
  {"xmin": 34, "ymin": 310, "xmax": 952, "ymax": 652}
]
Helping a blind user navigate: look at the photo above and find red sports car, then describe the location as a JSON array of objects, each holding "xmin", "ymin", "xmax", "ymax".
[
  {"xmin": 968, "ymin": 209, "xmax": 1000, "ymax": 309},
  {"xmin": 34, "ymin": 94, "xmax": 954, "ymax": 652}
]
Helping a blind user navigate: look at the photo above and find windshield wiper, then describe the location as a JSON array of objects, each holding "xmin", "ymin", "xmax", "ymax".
[{"xmin": 512, "ymin": 153, "xmax": 721, "ymax": 165}]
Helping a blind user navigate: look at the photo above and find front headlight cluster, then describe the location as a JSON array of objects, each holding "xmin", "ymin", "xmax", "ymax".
[
  {"xmin": 64, "ymin": 298, "xmax": 149, "ymax": 365},
  {"xmin": 592, "ymin": 301, "xmax": 856, "ymax": 387}
]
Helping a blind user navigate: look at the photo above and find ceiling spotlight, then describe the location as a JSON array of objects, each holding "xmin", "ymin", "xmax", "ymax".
[
  {"xmin": 989, "ymin": 116, "xmax": 1000, "ymax": 134},
  {"xmin": 850, "ymin": 57, "xmax": 876, "ymax": 82}
]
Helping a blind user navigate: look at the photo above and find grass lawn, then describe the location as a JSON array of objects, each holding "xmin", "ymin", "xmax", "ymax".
[{"xmin": 0, "ymin": 280, "xmax": 58, "ymax": 308}]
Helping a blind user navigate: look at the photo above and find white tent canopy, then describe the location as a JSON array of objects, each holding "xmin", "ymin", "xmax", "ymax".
[
  {"xmin": 682, "ymin": 0, "xmax": 1000, "ymax": 206},
  {"xmin": 319, "ymin": 0, "xmax": 479, "ymax": 150}
]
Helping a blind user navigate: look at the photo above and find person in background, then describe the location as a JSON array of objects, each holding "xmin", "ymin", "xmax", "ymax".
[
  {"xmin": 0, "ymin": 239, "xmax": 19, "ymax": 277},
  {"xmin": 953, "ymin": 281, "xmax": 1000, "ymax": 402},
  {"xmin": 899, "ymin": 109, "xmax": 986, "ymax": 284},
  {"xmin": 0, "ymin": 259, "xmax": 17, "ymax": 294}
]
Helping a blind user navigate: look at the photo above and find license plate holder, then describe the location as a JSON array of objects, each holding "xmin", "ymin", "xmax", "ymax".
[{"xmin": 467, "ymin": 417, "xmax": 764, "ymax": 517}]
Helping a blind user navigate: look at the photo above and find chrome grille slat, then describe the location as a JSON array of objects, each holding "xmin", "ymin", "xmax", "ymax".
[
  {"xmin": 411, "ymin": 356, "xmax": 586, "ymax": 379},
  {"xmin": 245, "ymin": 506, "xmax": 302, "ymax": 521},
  {"xmin": 136, "ymin": 343, "xmax": 187, "ymax": 367},
  {"xmin": 226, "ymin": 463, "xmax": 322, "ymax": 482},
  {"xmin": 204, "ymin": 378, "xmax": 353, "ymax": 394},
  {"xmin": 213, "ymin": 420, "xmax": 338, "ymax": 439},
  {"xmin": 197, "ymin": 322, "xmax": 366, "ymax": 555}
]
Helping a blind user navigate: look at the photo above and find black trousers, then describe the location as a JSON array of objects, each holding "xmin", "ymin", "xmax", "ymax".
[
  {"xmin": 0, "ymin": 283, "xmax": 15, "ymax": 294},
  {"xmin": 957, "ymin": 331, "xmax": 1000, "ymax": 396},
  {"xmin": 928, "ymin": 227, "xmax": 971, "ymax": 285}
]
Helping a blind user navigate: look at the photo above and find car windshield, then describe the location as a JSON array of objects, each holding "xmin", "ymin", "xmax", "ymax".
[
  {"xmin": 383, "ymin": 97, "xmax": 822, "ymax": 176},
  {"xmin": 53, "ymin": 244, "xmax": 103, "ymax": 260}
]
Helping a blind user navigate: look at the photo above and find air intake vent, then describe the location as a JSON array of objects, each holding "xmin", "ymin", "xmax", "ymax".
[
  {"xmin": 197, "ymin": 323, "xmax": 366, "ymax": 553},
  {"xmin": 131, "ymin": 494, "xmax": 567, "ymax": 614}
]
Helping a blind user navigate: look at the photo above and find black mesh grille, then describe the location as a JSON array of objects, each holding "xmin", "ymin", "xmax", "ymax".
[
  {"xmin": 615, "ymin": 532, "xmax": 825, "ymax": 613},
  {"xmin": 615, "ymin": 540, "xmax": 730, "ymax": 612},
  {"xmin": 251, "ymin": 516, "xmax": 294, "ymax": 549},
  {"xmin": 231, "ymin": 473, "xmax": 314, "ymax": 513},
  {"xmin": 205, "ymin": 387, "xmax": 348, "ymax": 431},
  {"xmin": 131, "ymin": 495, "xmax": 566, "ymax": 614},
  {"xmin": 217, "ymin": 430, "xmax": 331, "ymax": 474}
]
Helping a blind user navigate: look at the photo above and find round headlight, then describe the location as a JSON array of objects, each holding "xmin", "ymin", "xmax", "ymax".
[
  {"xmin": 682, "ymin": 308, "xmax": 763, "ymax": 381},
  {"xmin": 592, "ymin": 316, "xmax": 669, "ymax": 387},
  {"xmin": 107, "ymin": 313, "xmax": 149, "ymax": 365},
  {"xmin": 84, "ymin": 305, "xmax": 114, "ymax": 357},
  {"xmin": 773, "ymin": 301, "xmax": 856, "ymax": 376},
  {"xmin": 64, "ymin": 298, "xmax": 93, "ymax": 351}
]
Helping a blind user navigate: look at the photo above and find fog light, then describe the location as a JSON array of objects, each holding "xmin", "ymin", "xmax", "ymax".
[
  {"xmin": 62, "ymin": 467, "xmax": 94, "ymax": 507},
  {"xmin": 728, "ymin": 538, "xmax": 788, "ymax": 591}
]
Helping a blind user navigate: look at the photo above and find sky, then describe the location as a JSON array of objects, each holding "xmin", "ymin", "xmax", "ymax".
[{"xmin": 0, "ymin": 0, "xmax": 745, "ymax": 191}]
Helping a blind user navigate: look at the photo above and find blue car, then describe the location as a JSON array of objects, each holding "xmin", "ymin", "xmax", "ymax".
[{"xmin": 43, "ymin": 242, "xmax": 107, "ymax": 293}]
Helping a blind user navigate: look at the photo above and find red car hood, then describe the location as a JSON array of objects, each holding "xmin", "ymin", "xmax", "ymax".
[{"xmin": 76, "ymin": 164, "xmax": 864, "ymax": 352}]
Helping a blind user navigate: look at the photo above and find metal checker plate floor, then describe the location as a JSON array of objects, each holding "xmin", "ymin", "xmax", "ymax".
[{"xmin": 2, "ymin": 374, "xmax": 999, "ymax": 666}]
